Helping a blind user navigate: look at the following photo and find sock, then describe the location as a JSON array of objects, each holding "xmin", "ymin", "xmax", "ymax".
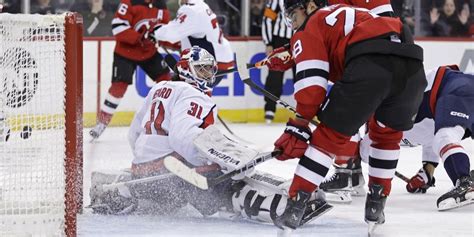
[
  {"xmin": 444, "ymin": 153, "xmax": 471, "ymax": 185},
  {"xmin": 99, "ymin": 82, "xmax": 128, "ymax": 125}
]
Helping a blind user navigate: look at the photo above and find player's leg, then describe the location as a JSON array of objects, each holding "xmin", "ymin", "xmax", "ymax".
[
  {"xmin": 432, "ymin": 76, "xmax": 474, "ymax": 210},
  {"xmin": 320, "ymin": 133, "xmax": 366, "ymax": 201},
  {"xmin": 263, "ymin": 37, "xmax": 290, "ymax": 124},
  {"xmin": 366, "ymin": 54, "xmax": 426, "ymax": 224},
  {"xmin": 90, "ymin": 53, "xmax": 136, "ymax": 139},
  {"xmin": 275, "ymin": 54, "xmax": 396, "ymax": 229},
  {"xmin": 139, "ymin": 52, "xmax": 171, "ymax": 83}
]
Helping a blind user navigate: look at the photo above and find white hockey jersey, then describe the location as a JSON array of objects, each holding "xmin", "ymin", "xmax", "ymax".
[
  {"xmin": 152, "ymin": 0, "xmax": 234, "ymax": 63},
  {"xmin": 128, "ymin": 81, "xmax": 217, "ymax": 166}
]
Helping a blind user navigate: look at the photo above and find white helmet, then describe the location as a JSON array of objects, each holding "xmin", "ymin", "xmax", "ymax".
[
  {"xmin": 179, "ymin": 0, "xmax": 204, "ymax": 6},
  {"xmin": 176, "ymin": 46, "xmax": 217, "ymax": 93}
]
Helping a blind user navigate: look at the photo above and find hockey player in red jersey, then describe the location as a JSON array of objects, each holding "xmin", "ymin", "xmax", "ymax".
[
  {"xmin": 272, "ymin": 0, "xmax": 426, "ymax": 231},
  {"xmin": 327, "ymin": 0, "xmax": 394, "ymax": 16},
  {"xmin": 90, "ymin": 0, "xmax": 172, "ymax": 140}
]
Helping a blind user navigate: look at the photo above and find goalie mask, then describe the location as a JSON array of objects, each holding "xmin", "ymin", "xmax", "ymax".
[{"xmin": 176, "ymin": 46, "xmax": 217, "ymax": 93}]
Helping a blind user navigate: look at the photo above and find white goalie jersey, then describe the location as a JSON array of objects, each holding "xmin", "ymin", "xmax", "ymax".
[
  {"xmin": 152, "ymin": 0, "xmax": 234, "ymax": 63},
  {"xmin": 128, "ymin": 81, "xmax": 217, "ymax": 166}
]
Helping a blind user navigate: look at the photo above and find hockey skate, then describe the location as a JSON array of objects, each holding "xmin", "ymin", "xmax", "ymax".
[
  {"xmin": 89, "ymin": 122, "xmax": 107, "ymax": 141},
  {"xmin": 300, "ymin": 191, "xmax": 333, "ymax": 226},
  {"xmin": 365, "ymin": 184, "xmax": 387, "ymax": 236},
  {"xmin": 437, "ymin": 171, "xmax": 474, "ymax": 211},
  {"xmin": 320, "ymin": 158, "xmax": 365, "ymax": 204},
  {"xmin": 274, "ymin": 190, "xmax": 333, "ymax": 230}
]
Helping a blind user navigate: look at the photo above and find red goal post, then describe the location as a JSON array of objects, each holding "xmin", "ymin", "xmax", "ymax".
[
  {"xmin": 65, "ymin": 12, "xmax": 84, "ymax": 237},
  {"xmin": 0, "ymin": 12, "xmax": 83, "ymax": 237}
]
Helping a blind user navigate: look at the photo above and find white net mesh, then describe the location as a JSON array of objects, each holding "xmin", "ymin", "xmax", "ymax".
[{"xmin": 0, "ymin": 14, "xmax": 67, "ymax": 237}]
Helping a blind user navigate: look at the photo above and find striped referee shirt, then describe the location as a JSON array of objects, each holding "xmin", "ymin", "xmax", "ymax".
[{"xmin": 262, "ymin": 0, "xmax": 292, "ymax": 45}]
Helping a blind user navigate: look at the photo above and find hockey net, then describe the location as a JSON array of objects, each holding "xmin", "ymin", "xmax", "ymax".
[{"xmin": 0, "ymin": 13, "xmax": 83, "ymax": 237}]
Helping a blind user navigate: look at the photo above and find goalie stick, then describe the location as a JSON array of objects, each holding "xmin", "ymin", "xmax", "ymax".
[
  {"xmin": 164, "ymin": 150, "xmax": 282, "ymax": 190},
  {"xmin": 101, "ymin": 164, "xmax": 221, "ymax": 192}
]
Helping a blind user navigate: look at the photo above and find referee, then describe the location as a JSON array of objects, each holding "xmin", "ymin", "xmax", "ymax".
[{"xmin": 262, "ymin": 0, "xmax": 294, "ymax": 123}]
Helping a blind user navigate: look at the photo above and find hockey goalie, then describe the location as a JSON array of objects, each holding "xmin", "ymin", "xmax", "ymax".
[{"xmin": 89, "ymin": 46, "xmax": 332, "ymax": 227}]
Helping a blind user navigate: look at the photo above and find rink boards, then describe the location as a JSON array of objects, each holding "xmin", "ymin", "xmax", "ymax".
[{"xmin": 81, "ymin": 38, "xmax": 474, "ymax": 127}]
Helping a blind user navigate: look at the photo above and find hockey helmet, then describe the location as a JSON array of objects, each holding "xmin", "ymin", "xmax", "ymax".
[
  {"xmin": 176, "ymin": 46, "xmax": 217, "ymax": 93},
  {"xmin": 179, "ymin": 0, "xmax": 204, "ymax": 6},
  {"xmin": 283, "ymin": 0, "xmax": 329, "ymax": 26}
]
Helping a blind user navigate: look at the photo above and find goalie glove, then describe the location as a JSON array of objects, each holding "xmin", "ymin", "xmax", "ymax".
[
  {"xmin": 274, "ymin": 118, "xmax": 311, "ymax": 161},
  {"xmin": 266, "ymin": 46, "xmax": 294, "ymax": 72}
]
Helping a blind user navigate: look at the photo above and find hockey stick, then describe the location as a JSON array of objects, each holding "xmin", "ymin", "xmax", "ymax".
[
  {"xmin": 394, "ymin": 171, "xmax": 410, "ymax": 183},
  {"xmin": 164, "ymin": 150, "xmax": 281, "ymax": 190},
  {"xmin": 217, "ymin": 113, "xmax": 235, "ymax": 135},
  {"xmin": 246, "ymin": 43, "xmax": 291, "ymax": 69},
  {"xmin": 237, "ymin": 62, "xmax": 320, "ymax": 126},
  {"xmin": 161, "ymin": 47, "xmax": 236, "ymax": 77},
  {"xmin": 101, "ymin": 164, "xmax": 221, "ymax": 192}
]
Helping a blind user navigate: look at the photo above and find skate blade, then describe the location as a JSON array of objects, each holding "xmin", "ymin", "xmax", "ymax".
[
  {"xmin": 325, "ymin": 191, "xmax": 352, "ymax": 204},
  {"xmin": 438, "ymin": 196, "xmax": 474, "ymax": 211},
  {"xmin": 352, "ymin": 185, "xmax": 366, "ymax": 196},
  {"xmin": 300, "ymin": 202, "xmax": 333, "ymax": 225},
  {"xmin": 367, "ymin": 221, "xmax": 380, "ymax": 236}
]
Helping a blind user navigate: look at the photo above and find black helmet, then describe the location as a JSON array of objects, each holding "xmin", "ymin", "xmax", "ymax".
[
  {"xmin": 283, "ymin": 0, "xmax": 329, "ymax": 15},
  {"xmin": 283, "ymin": 0, "xmax": 307, "ymax": 14}
]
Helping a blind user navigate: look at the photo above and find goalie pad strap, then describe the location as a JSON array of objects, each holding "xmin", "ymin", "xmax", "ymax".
[
  {"xmin": 269, "ymin": 194, "xmax": 283, "ymax": 221},
  {"xmin": 243, "ymin": 190, "xmax": 266, "ymax": 218}
]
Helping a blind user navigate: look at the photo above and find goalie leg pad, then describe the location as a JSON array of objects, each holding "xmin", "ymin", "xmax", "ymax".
[
  {"xmin": 89, "ymin": 170, "xmax": 138, "ymax": 215},
  {"xmin": 231, "ymin": 171, "xmax": 291, "ymax": 223},
  {"xmin": 232, "ymin": 184, "xmax": 288, "ymax": 223}
]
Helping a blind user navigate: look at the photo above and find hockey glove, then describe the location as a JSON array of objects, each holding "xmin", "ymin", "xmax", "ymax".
[
  {"xmin": 406, "ymin": 163, "xmax": 436, "ymax": 193},
  {"xmin": 274, "ymin": 118, "xmax": 311, "ymax": 161},
  {"xmin": 147, "ymin": 20, "xmax": 165, "ymax": 44},
  {"xmin": 266, "ymin": 46, "xmax": 294, "ymax": 72},
  {"xmin": 137, "ymin": 24, "xmax": 154, "ymax": 47}
]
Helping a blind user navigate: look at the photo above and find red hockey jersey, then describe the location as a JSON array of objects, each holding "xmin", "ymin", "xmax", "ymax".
[
  {"xmin": 328, "ymin": 0, "xmax": 393, "ymax": 15},
  {"xmin": 112, "ymin": 0, "xmax": 170, "ymax": 61},
  {"xmin": 291, "ymin": 4, "xmax": 402, "ymax": 120}
]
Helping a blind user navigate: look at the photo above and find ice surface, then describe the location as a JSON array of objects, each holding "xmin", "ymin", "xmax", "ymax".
[{"xmin": 80, "ymin": 123, "xmax": 474, "ymax": 237}]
